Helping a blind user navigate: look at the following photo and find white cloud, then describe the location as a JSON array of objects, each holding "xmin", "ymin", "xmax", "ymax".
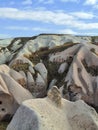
[
  {"xmin": 84, "ymin": 0, "xmax": 98, "ymax": 9},
  {"xmin": 38, "ymin": 0, "xmax": 54, "ymax": 4},
  {"xmin": 6, "ymin": 26, "xmax": 30, "ymax": 30},
  {"xmin": 76, "ymin": 23, "xmax": 98, "ymax": 30},
  {"xmin": 0, "ymin": 7, "xmax": 98, "ymax": 30},
  {"xmin": 71, "ymin": 12, "xmax": 95, "ymax": 19},
  {"xmin": 0, "ymin": 7, "xmax": 74, "ymax": 24},
  {"xmin": 84, "ymin": 0, "xmax": 97, "ymax": 5},
  {"xmin": 22, "ymin": 0, "xmax": 32, "ymax": 5},
  {"xmin": 6, "ymin": 26, "xmax": 51, "ymax": 32},
  {"xmin": 32, "ymin": 27, "xmax": 51, "ymax": 31}
]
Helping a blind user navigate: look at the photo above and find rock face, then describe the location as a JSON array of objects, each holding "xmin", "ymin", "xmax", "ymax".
[
  {"xmin": 63, "ymin": 46, "xmax": 98, "ymax": 108},
  {"xmin": 1, "ymin": 34, "xmax": 98, "ymax": 127},
  {"xmin": 47, "ymin": 42, "xmax": 98, "ymax": 108},
  {"xmin": 7, "ymin": 87, "xmax": 98, "ymax": 130},
  {"xmin": 0, "ymin": 34, "xmax": 91, "ymax": 65},
  {"xmin": 0, "ymin": 65, "xmax": 33, "ymax": 121},
  {"xmin": 9, "ymin": 69, "xmax": 26, "ymax": 88},
  {"xmin": 0, "ymin": 48, "xmax": 11, "ymax": 64},
  {"xmin": 0, "ymin": 35, "xmax": 97, "ymax": 108}
]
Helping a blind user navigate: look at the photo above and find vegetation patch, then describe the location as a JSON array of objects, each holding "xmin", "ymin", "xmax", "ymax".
[
  {"xmin": 26, "ymin": 43, "xmax": 76, "ymax": 88},
  {"xmin": 91, "ymin": 36, "xmax": 98, "ymax": 44},
  {"xmin": 0, "ymin": 122, "xmax": 9, "ymax": 130},
  {"xmin": 90, "ymin": 48, "xmax": 98, "ymax": 56},
  {"xmin": 11, "ymin": 63, "xmax": 29, "ymax": 73},
  {"xmin": 82, "ymin": 59, "xmax": 98, "ymax": 76},
  {"xmin": 28, "ymin": 43, "xmax": 77, "ymax": 63}
]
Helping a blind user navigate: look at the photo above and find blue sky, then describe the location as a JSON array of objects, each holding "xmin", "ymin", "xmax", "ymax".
[{"xmin": 0, "ymin": 0, "xmax": 98, "ymax": 38}]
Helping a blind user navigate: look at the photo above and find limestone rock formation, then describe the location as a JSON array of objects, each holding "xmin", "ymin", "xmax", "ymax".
[
  {"xmin": 7, "ymin": 87, "xmax": 98, "ymax": 130},
  {"xmin": 48, "ymin": 79, "xmax": 57, "ymax": 89},
  {"xmin": 0, "ymin": 34, "xmax": 92, "ymax": 65},
  {"xmin": 1, "ymin": 34, "xmax": 98, "ymax": 128},
  {"xmin": 58, "ymin": 62, "xmax": 68, "ymax": 74},
  {"xmin": 9, "ymin": 69, "xmax": 26, "ymax": 88},
  {"xmin": 9, "ymin": 56, "xmax": 33, "ymax": 68},
  {"xmin": 63, "ymin": 46, "xmax": 98, "ymax": 108},
  {"xmin": 33, "ymin": 73, "xmax": 47, "ymax": 98},
  {"xmin": 19, "ymin": 70, "xmax": 27, "ymax": 86},
  {"xmin": 0, "ymin": 65, "xmax": 33, "ymax": 121},
  {"xmin": 27, "ymin": 71, "xmax": 35, "ymax": 92},
  {"xmin": 29, "ymin": 66, "xmax": 35, "ymax": 74},
  {"xmin": 34, "ymin": 63, "xmax": 48, "ymax": 84}
]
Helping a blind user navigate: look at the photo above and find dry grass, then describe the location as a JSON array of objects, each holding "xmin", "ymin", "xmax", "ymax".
[
  {"xmin": 0, "ymin": 122, "xmax": 9, "ymax": 130},
  {"xmin": 11, "ymin": 63, "xmax": 29, "ymax": 73}
]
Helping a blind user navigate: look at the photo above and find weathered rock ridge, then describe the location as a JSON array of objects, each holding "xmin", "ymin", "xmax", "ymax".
[{"xmin": 0, "ymin": 34, "xmax": 98, "ymax": 129}]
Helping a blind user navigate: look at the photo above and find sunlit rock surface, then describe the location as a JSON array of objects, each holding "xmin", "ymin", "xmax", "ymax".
[
  {"xmin": 0, "ymin": 34, "xmax": 98, "ymax": 129},
  {"xmin": 7, "ymin": 87, "xmax": 98, "ymax": 130},
  {"xmin": 0, "ymin": 65, "xmax": 33, "ymax": 121}
]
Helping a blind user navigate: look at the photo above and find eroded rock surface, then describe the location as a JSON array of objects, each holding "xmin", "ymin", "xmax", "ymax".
[
  {"xmin": 0, "ymin": 34, "xmax": 98, "ymax": 126},
  {"xmin": 7, "ymin": 87, "xmax": 98, "ymax": 130},
  {"xmin": 63, "ymin": 46, "xmax": 98, "ymax": 108},
  {"xmin": 0, "ymin": 65, "xmax": 33, "ymax": 121}
]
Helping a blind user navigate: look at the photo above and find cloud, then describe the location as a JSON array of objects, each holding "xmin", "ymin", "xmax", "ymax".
[
  {"xmin": 0, "ymin": 7, "xmax": 74, "ymax": 23},
  {"xmin": 38, "ymin": 0, "xmax": 54, "ymax": 4},
  {"xmin": 32, "ymin": 27, "xmax": 51, "ymax": 31},
  {"xmin": 84, "ymin": 0, "xmax": 98, "ymax": 9},
  {"xmin": 76, "ymin": 23, "xmax": 98, "ymax": 30},
  {"xmin": 71, "ymin": 12, "xmax": 95, "ymax": 19},
  {"xmin": 6, "ymin": 26, "xmax": 51, "ymax": 32},
  {"xmin": 22, "ymin": 0, "xmax": 32, "ymax": 5},
  {"xmin": 84, "ymin": 0, "xmax": 97, "ymax": 5},
  {"xmin": 0, "ymin": 7, "xmax": 98, "ymax": 30},
  {"xmin": 94, "ymin": 4, "xmax": 98, "ymax": 8},
  {"xmin": 6, "ymin": 26, "xmax": 30, "ymax": 30}
]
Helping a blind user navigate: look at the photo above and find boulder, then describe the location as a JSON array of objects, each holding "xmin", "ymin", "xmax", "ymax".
[
  {"xmin": 34, "ymin": 63, "xmax": 47, "ymax": 84},
  {"xmin": 27, "ymin": 71, "xmax": 35, "ymax": 92},
  {"xmin": 29, "ymin": 66, "xmax": 35, "ymax": 74},
  {"xmin": 7, "ymin": 86, "xmax": 98, "ymax": 130},
  {"xmin": 58, "ymin": 62, "xmax": 68, "ymax": 74}
]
